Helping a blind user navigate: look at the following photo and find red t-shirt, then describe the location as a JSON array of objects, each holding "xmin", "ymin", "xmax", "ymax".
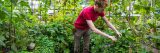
[{"xmin": 74, "ymin": 6, "xmax": 105, "ymax": 30}]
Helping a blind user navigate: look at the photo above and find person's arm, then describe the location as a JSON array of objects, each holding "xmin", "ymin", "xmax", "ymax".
[
  {"xmin": 102, "ymin": 16, "xmax": 121, "ymax": 37},
  {"xmin": 86, "ymin": 20, "xmax": 117, "ymax": 41}
]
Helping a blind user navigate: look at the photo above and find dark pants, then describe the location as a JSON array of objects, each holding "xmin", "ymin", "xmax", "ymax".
[{"xmin": 73, "ymin": 29, "xmax": 90, "ymax": 53}]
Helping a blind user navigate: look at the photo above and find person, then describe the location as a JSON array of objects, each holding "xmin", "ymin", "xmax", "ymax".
[{"xmin": 73, "ymin": 0, "xmax": 121, "ymax": 53}]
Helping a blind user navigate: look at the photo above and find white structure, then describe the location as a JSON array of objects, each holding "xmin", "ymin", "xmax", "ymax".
[{"xmin": 28, "ymin": 0, "xmax": 54, "ymax": 15}]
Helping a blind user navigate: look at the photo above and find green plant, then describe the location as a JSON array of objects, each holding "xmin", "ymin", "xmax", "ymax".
[{"xmin": 0, "ymin": 0, "xmax": 160, "ymax": 53}]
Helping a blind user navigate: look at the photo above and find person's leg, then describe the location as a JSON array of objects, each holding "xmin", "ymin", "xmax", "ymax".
[
  {"xmin": 74, "ymin": 29, "xmax": 85, "ymax": 53},
  {"xmin": 83, "ymin": 30, "xmax": 90, "ymax": 53}
]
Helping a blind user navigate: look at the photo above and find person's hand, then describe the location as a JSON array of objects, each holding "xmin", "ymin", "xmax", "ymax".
[
  {"xmin": 116, "ymin": 31, "xmax": 122, "ymax": 37},
  {"xmin": 108, "ymin": 36, "xmax": 117, "ymax": 41}
]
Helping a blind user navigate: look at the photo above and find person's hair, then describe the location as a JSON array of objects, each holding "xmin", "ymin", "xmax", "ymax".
[{"xmin": 94, "ymin": 0, "xmax": 107, "ymax": 8}]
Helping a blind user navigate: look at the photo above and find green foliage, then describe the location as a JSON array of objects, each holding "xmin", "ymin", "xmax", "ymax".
[{"xmin": 0, "ymin": 0, "xmax": 159, "ymax": 53}]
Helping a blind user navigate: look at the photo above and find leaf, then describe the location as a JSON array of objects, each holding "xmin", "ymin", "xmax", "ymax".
[
  {"xmin": 19, "ymin": 0, "xmax": 29, "ymax": 7},
  {"xmin": 0, "ymin": 35, "xmax": 6, "ymax": 41},
  {"xmin": 64, "ymin": 49, "xmax": 70, "ymax": 53},
  {"xmin": 0, "ymin": 35, "xmax": 6, "ymax": 46},
  {"xmin": 0, "ymin": 3, "xmax": 2, "ymax": 7},
  {"xmin": 11, "ymin": 43, "xmax": 18, "ymax": 52},
  {"xmin": 2, "ymin": 7, "xmax": 10, "ymax": 16},
  {"xmin": 0, "ymin": 41, "xmax": 5, "ymax": 46},
  {"xmin": 106, "ymin": 6, "xmax": 112, "ymax": 11},
  {"xmin": 10, "ymin": 0, "xmax": 18, "ymax": 5}
]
